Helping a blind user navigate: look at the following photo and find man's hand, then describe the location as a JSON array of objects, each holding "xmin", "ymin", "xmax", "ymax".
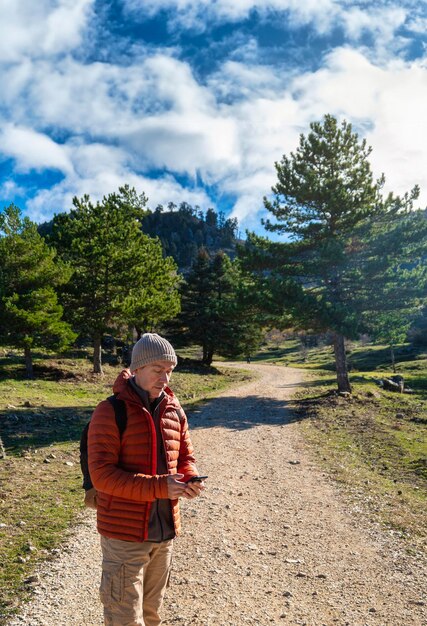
[
  {"xmin": 183, "ymin": 478, "xmax": 206, "ymax": 499},
  {"xmin": 84, "ymin": 487, "xmax": 98, "ymax": 510},
  {"xmin": 167, "ymin": 474, "xmax": 188, "ymax": 499}
]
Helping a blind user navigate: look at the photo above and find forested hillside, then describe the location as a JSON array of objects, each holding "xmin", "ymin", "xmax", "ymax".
[
  {"xmin": 141, "ymin": 202, "xmax": 241, "ymax": 270},
  {"xmin": 39, "ymin": 202, "xmax": 241, "ymax": 272}
]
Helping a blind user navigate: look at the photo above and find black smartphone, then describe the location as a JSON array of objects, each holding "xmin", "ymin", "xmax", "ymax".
[{"xmin": 187, "ymin": 475, "xmax": 208, "ymax": 483}]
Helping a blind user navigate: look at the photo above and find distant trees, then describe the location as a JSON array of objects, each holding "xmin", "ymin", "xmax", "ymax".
[
  {"xmin": 242, "ymin": 115, "xmax": 427, "ymax": 392},
  {"xmin": 49, "ymin": 186, "xmax": 180, "ymax": 374},
  {"xmin": 0, "ymin": 205, "xmax": 76, "ymax": 378},
  {"xmin": 171, "ymin": 249, "xmax": 262, "ymax": 365},
  {"xmin": 143, "ymin": 203, "xmax": 240, "ymax": 269},
  {"xmin": 371, "ymin": 312, "xmax": 413, "ymax": 372}
]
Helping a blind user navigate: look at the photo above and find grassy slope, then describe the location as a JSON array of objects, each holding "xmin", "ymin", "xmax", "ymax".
[
  {"xmin": 254, "ymin": 339, "xmax": 427, "ymax": 553},
  {"xmin": 0, "ymin": 352, "xmax": 253, "ymax": 621}
]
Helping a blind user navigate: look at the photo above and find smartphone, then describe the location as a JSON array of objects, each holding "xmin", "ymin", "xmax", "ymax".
[{"xmin": 187, "ymin": 475, "xmax": 208, "ymax": 483}]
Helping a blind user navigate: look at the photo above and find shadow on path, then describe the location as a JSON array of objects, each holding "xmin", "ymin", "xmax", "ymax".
[{"xmin": 188, "ymin": 393, "xmax": 307, "ymax": 431}]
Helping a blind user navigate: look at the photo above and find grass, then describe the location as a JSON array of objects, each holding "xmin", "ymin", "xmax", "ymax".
[
  {"xmin": 253, "ymin": 337, "xmax": 427, "ymax": 553},
  {"xmin": 1, "ymin": 338, "xmax": 425, "ymax": 619},
  {"xmin": 0, "ymin": 351, "xmax": 253, "ymax": 622},
  {"xmin": 299, "ymin": 380, "xmax": 426, "ymax": 552}
]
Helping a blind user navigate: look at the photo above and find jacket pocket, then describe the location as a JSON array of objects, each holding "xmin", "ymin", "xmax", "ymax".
[{"xmin": 99, "ymin": 562, "xmax": 125, "ymax": 607}]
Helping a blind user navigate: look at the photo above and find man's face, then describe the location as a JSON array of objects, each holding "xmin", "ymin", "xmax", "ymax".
[{"xmin": 133, "ymin": 360, "xmax": 175, "ymax": 400}]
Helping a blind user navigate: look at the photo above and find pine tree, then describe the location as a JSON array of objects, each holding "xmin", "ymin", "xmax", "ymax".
[
  {"xmin": 243, "ymin": 115, "xmax": 427, "ymax": 392},
  {"xmin": 49, "ymin": 186, "xmax": 180, "ymax": 374},
  {"xmin": 173, "ymin": 249, "xmax": 262, "ymax": 365},
  {"xmin": 0, "ymin": 205, "xmax": 76, "ymax": 378},
  {"xmin": 371, "ymin": 312, "xmax": 412, "ymax": 372}
]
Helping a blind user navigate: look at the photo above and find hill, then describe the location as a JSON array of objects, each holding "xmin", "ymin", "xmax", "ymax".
[
  {"xmin": 141, "ymin": 202, "xmax": 241, "ymax": 270},
  {"xmin": 38, "ymin": 202, "xmax": 242, "ymax": 272}
]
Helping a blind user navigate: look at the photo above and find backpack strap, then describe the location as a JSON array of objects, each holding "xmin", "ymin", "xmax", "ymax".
[
  {"xmin": 107, "ymin": 395, "xmax": 128, "ymax": 436},
  {"xmin": 81, "ymin": 396, "xmax": 128, "ymax": 492}
]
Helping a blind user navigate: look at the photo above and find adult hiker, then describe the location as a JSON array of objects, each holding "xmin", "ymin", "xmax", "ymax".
[{"xmin": 87, "ymin": 333, "xmax": 205, "ymax": 626}]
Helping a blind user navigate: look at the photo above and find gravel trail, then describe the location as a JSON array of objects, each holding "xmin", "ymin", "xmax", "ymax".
[{"xmin": 8, "ymin": 363, "xmax": 426, "ymax": 626}]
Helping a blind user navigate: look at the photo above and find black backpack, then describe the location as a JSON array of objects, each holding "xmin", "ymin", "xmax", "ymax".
[{"xmin": 79, "ymin": 395, "xmax": 127, "ymax": 491}]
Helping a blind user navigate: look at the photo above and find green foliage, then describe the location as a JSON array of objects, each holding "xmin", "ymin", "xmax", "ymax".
[
  {"xmin": 48, "ymin": 186, "xmax": 180, "ymax": 371},
  {"xmin": 409, "ymin": 305, "xmax": 427, "ymax": 347},
  {"xmin": 0, "ymin": 205, "xmax": 76, "ymax": 377},
  {"xmin": 170, "ymin": 249, "xmax": 262, "ymax": 364},
  {"xmin": 372, "ymin": 312, "xmax": 413, "ymax": 370},
  {"xmin": 122, "ymin": 245, "xmax": 181, "ymax": 336},
  {"xmin": 243, "ymin": 115, "xmax": 427, "ymax": 391}
]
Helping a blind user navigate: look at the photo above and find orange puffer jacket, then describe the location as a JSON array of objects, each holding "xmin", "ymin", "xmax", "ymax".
[{"xmin": 88, "ymin": 370, "xmax": 198, "ymax": 542}]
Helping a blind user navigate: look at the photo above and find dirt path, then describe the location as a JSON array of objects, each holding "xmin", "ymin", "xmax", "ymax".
[{"xmin": 8, "ymin": 363, "xmax": 426, "ymax": 626}]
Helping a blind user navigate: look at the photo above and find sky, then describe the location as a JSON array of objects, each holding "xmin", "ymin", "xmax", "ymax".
[{"xmin": 0, "ymin": 0, "xmax": 427, "ymax": 235}]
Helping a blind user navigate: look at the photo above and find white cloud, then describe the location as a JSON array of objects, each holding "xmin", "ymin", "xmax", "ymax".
[
  {"xmin": 121, "ymin": 0, "xmax": 417, "ymax": 44},
  {"xmin": 0, "ymin": 180, "xmax": 25, "ymax": 200},
  {"xmin": 123, "ymin": 0, "xmax": 338, "ymax": 31},
  {"xmin": 207, "ymin": 60, "xmax": 285, "ymax": 101},
  {"xmin": 0, "ymin": 124, "xmax": 73, "ymax": 174},
  {"xmin": 0, "ymin": 0, "xmax": 94, "ymax": 62},
  {"xmin": 288, "ymin": 48, "xmax": 427, "ymax": 206},
  {"xmin": 25, "ymin": 170, "xmax": 212, "ymax": 224},
  {"xmin": 1, "ymin": 0, "xmax": 426, "ymax": 234},
  {"xmin": 342, "ymin": 6, "xmax": 406, "ymax": 41},
  {"xmin": 23, "ymin": 141, "xmax": 212, "ymax": 222},
  {"xmin": 0, "ymin": 53, "xmax": 240, "ymax": 178}
]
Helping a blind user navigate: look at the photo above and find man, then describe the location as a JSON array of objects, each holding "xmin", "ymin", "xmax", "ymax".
[{"xmin": 88, "ymin": 333, "xmax": 205, "ymax": 626}]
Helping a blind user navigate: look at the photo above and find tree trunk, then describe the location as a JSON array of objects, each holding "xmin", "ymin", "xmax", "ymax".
[
  {"xmin": 0, "ymin": 435, "xmax": 7, "ymax": 458},
  {"xmin": 24, "ymin": 346, "xmax": 34, "ymax": 379},
  {"xmin": 135, "ymin": 326, "xmax": 143, "ymax": 341},
  {"xmin": 390, "ymin": 345, "xmax": 396, "ymax": 373},
  {"xmin": 93, "ymin": 334, "xmax": 104, "ymax": 375},
  {"xmin": 202, "ymin": 344, "xmax": 213, "ymax": 366},
  {"xmin": 332, "ymin": 332, "xmax": 351, "ymax": 393}
]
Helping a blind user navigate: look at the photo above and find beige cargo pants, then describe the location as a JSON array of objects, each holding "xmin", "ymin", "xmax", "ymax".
[{"xmin": 100, "ymin": 536, "xmax": 173, "ymax": 626}]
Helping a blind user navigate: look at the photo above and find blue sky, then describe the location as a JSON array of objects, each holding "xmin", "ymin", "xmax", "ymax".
[{"xmin": 1, "ymin": 0, "xmax": 427, "ymax": 235}]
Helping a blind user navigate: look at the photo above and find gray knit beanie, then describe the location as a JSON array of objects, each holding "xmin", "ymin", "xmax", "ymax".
[{"xmin": 130, "ymin": 333, "xmax": 177, "ymax": 372}]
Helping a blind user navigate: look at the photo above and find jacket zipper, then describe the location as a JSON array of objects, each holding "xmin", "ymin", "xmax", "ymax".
[
  {"xmin": 155, "ymin": 398, "xmax": 167, "ymax": 541},
  {"xmin": 158, "ymin": 397, "xmax": 177, "ymax": 538}
]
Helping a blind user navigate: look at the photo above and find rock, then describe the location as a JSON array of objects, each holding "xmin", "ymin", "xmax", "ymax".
[
  {"xmin": 24, "ymin": 574, "xmax": 40, "ymax": 585},
  {"xmin": 23, "ymin": 401, "xmax": 33, "ymax": 407},
  {"xmin": 26, "ymin": 543, "xmax": 37, "ymax": 552},
  {"xmin": 64, "ymin": 461, "xmax": 74, "ymax": 467},
  {"xmin": 289, "ymin": 460, "xmax": 301, "ymax": 465},
  {"xmin": 382, "ymin": 376, "xmax": 404, "ymax": 393},
  {"xmin": 283, "ymin": 591, "xmax": 293, "ymax": 598}
]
